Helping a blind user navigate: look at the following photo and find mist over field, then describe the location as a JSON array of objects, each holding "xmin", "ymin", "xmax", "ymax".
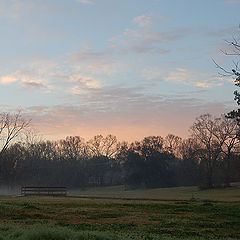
[{"xmin": 0, "ymin": 186, "xmax": 19, "ymax": 196}]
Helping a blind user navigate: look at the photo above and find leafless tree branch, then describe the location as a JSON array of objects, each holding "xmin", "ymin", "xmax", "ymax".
[{"xmin": 0, "ymin": 111, "xmax": 30, "ymax": 155}]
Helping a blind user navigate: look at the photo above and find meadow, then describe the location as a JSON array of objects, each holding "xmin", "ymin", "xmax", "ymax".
[
  {"xmin": 0, "ymin": 184, "xmax": 239, "ymax": 239},
  {"xmin": 69, "ymin": 182, "xmax": 240, "ymax": 202}
]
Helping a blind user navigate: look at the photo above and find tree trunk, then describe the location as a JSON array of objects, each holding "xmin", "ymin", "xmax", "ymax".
[{"xmin": 224, "ymin": 156, "xmax": 231, "ymax": 188}]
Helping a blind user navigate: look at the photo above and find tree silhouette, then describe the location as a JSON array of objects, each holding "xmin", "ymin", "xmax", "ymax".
[
  {"xmin": 0, "ymin": 111, "xmax": 30, "ymax": 155},
  {"xmin": 227, "ymin": 67, "xmax": 240, "ymax": 131},
  {"xmin": 214, "ymin": 30, "xmax": 240, "ymax": 134}
]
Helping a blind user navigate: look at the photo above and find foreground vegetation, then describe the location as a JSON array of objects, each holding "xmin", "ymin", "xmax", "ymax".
[{"xmin": 0, "ymin": 194, "xmax": 239, "ymax": 240}]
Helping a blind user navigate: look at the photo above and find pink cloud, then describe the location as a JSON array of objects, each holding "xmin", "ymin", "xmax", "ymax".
[
  {"xmin": 0, "ymin": 75, "xmax": 18, "ymax": 84},
  {"xmin": 24, "ymin": 93, "xmax": 233, "ymax": 142},
  {"xmin": 0, "ymin": 70, "xmax": 52, "ymax": 90},
  {"xmin": 75, "ymin": 0, "xmax": 94, "ymax": 4},
  {"xmin": 164, "ymin": 68, "xmax": 223, "ymax": 88},
  {"xmin": 133, "ymin": 15, "xmax": 153, "ymax": 27}
]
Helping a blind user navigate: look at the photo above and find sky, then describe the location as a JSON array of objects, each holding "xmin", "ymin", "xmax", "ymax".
[{"xmin": 0, "ymin": 0, "xmax": 240, "ymax": 142}]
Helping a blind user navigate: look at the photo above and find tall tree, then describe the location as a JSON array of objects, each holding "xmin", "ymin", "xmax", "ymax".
[
  {"xmin": 214, "ymin": 117, "xmax": 240, "ymax": 187},
  {"xmin": 214, "ymin": 31, "xmax": 240, "ymax": 133},
  {"xmin": 164, "ymin": 134, "xmax": 182, "ymax": 158},
  {"xmin": 190, "ymin": 114, "xmax": 239, "ymax": 188},
  {"xmin": 123, "ymin": 136, "xmax": 176, "ymax": 188},
  {"xmin": 178, "ymin": 138, "xmax": 201, "ymax": 186},
  {"xmin": 58, "ymin": 136, "xmax": 87, "ymax": 160},
  {"xmin": 87, "ymin": 134, "xmax": 120, "ymax": 158},
  {"xmin": 0, "ymin": 111, "xmax": 30, "ymax": 155}
]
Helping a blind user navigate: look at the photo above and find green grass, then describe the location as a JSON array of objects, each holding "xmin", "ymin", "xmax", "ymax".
[
  {"xmin": 69, "ymin": 182, "xmax": 240, "ymax": 202},
  {"xmin": 0, "ymin": 224, "xmax": 134, "ymax": 240},
  {"xmin": 0, "ymin": 184, "xmax": 239, "ymax": 239},
  {"xmin": 0, "ymin": 196, "xmax": 239, "ymax": 239}
]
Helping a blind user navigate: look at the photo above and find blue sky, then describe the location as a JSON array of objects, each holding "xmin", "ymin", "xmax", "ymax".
[{"xmin": 0, "ymin": 0, "xmax": 239, "ymax": 141}]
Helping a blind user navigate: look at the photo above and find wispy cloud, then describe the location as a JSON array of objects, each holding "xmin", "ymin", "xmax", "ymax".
[
  {"xmin": 68, "ymin": 49, "xmax": 109, "ymax": 62},
  {"xmin": 0, "ymin": 70, "xmax": 52, "ymax": 90},
  {"xmin": 107, "ymin": 11, "xmax": 183, "ymax": 55},
  {"xmin": 141, "ymin": 67, "xmax": 163, "ymax": 81},
  {"xmin": 133, "ymin": 14, "xmax": 153, "ymax": 27},
  {"xmin": 123, "ymin": 28, "xmax": 187, "ymax": 43},
  {"xmin": 0, "ymin": 54, "xmax": 116, "ymax": 96},
  {"xmin": 67, "ymin": 47, "xmax": 124, "ymax": 76},
  {"xmin": 0, "ymin": 0, "xmax": 51, "ymax": 20},
  {"xmin": 226, "ymin": 0, "xmax": 240, "ymax": 4},
  {"xmin": 133, "ymin": 14, "xmax": 166, "ymax": 28},
  {"xmin": 0, "ymin": 0, "xmax": 25, "ymax": 19},
  {"xmin": 75, "ymin": 0, "xmax": 94, "ymax": 5},
  {"xmin": 141, "ymin": 67, "xmax": 224, "ymax": 89},
  {"xmin": 68, "ymin": 74, "xmax": 101, "ymax": 94},
  {"xmin": 74, "ymin": 61, "xmax": 123, "ymax": 76},
  {"xmin": 23, "ymin": 93, "xmax": 232, "ymax": 142},
  {"xmin": 0, "ymin": 75, "xmax": 18, "ymax": 84},
  {"xmin": 205, "ymin": 26, "xmax": 238, "ymax": 38},
  {"xmin": 22, "ymin": 81, "xmax": 48, "ymax": 89},
  {"xmin": 111, "ymin": 27, "xmax": 188, "ymax": 55},
  {"xmin": 164, "ymin": 68, "xmax": 223, "ymax": 88}
]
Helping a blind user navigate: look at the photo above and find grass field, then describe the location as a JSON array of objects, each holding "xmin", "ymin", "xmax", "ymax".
[
  {"xmin": 69, "ymin": 182, "xmax": 240, "ymax": 202},
  {"xmin": 0, "ymin": 184, "xmax": 239, "ymax": 239},
  {"xmin": 0, "ymin": 197, "xmax": 239, "ymax": 239}
]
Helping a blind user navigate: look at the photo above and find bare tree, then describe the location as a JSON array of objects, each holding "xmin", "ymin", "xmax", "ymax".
[
  {"xmin": 164, "ymin": 134, "xmax": 182, "ymax": 158},
  {"xmin": 190, "ymin": 114, "xmax": 239, "ymax": 188},
  {"xmin": 214, "ymin": 28, "xmax": 240, "ymax": 130},
  {"xmin": 213, "ymin": 117, "xmax": 240, "ymax": 186},
  {"xmin": 0, "ymin": 111, "xmax": 30, "ymax": 155},
  {"xmin": 87, "ymin": 134, "xmax": 120, "ymax": 158},
  {"xmin": 23, "ymin": 128, "xmax": 43, "ymax": 146},
  {"xmin": 191, "ymin": 114, "xmax": 218, "ymax": 188},
  {"xmin": 178, "ymin": 137, "xmax": 202, "ymax": 186},
  {"xmin": 58, "ymin": 136, "xmax": 87, "ymax": 160}
]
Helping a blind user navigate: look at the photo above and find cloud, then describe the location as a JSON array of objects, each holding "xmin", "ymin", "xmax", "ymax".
[
  {"xmin": 22, "ymin": 81, "xmax": 48, "ymax": 89},
  {"xmin": 66, "ymin": 47, "xmax": 125, "ymax": 77},
  {"xmin": 0, "ymin": 0, "xmax": 25, "ymax": 19},
  {"xmin": 0, "ymin": 75, "xmax": 18, "ymax": 84},
  {"xmin": 164, "ymin": 68, "xmax": 223, "ymax": 88},
  {"xmin": 75, "ymin": 85, "xmax": 145, "ymax": 105},
  {"xmin": 15, "ymin": 70, "xmax": 51, "ymax": 89},
  {"xmin": 68, "ymin": 74, "xmax": 101, "ymax": 95},
  {"xmin": 130, "ymin": 44, "xmax": 169, "ymax": 54},
  {"xmin": 141, "ymin": 67, "xmax": 163, "ymax": 81},
  {"xmin": 165, "ymin": 68, "xmax": 195, "ymax": 83},
  {"xmin": 74, "ymin": 61, "xmax": 123, "ymax": 76},
  {"xmin": 0, "ymin": 70, "xmax": 52, "ymax": 90},
  {"xmin": 205, "ymin": 26, "xmax": 238, "ymax": 38},
  {"xmin": 75, "ymin": 0, "xmax": 94, "ymax": 4},
  {"xmin": 133, "ymin": 14, "xmax": 166, "ymax": 28},
  {"xmin": 123, "ymin": 28, "xmax": 187, "ymax": 43},
  {"xmin": 226, "ymin": 0, "xmax": 240, "ymax": 3},
  {"xmin": 68, "ymin": 48, "xmax": 114, "ymax": 62},
  {"xmin": 0, "ymin": 0, "xmax": 50, "ymax": 20},
  {"xmin": 112, "ymin": 27, "xmax": 188, "ymax": 55},
  {"xmin": 0, "ymin": 54, "xmax": 120, "ymax": 98},
  {"xmin": 23, "ymin": 92, "xmax": 233, "ymax": 142},
  {"xmin": 133, "ymin": 14, "xmax": 153, "ymax": 27}
]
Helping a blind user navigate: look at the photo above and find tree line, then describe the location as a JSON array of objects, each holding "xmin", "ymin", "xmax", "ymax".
[{"xmin": 0, "ymin": 113, "xmax": 239, "ymax": 190}]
